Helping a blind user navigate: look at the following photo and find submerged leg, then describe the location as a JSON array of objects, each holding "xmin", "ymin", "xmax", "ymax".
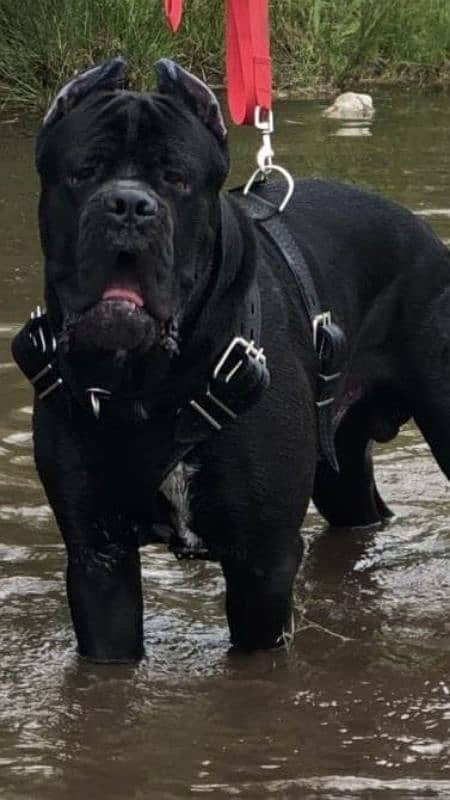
[
  {"xmin": 221, "ymin": 530, "xmax": 303, "ymax": 650},
  {"xmin": 313, "ymin": 399, "xmax": 396, "ymax": 527},
  {"xmin": 34, "ymin": 403, "xmax": 144, "ymax": 662},
  {"xmin": 66, "ymin": 542, "xmax": 144, "ymax": 663}
]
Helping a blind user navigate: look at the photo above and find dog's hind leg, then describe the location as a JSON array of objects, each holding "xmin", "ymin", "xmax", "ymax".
[
  {"xmin": 402, "ymin": 293, "xmax": 450, "ymax": 482},
  {"xmin": 372, "ymin": 281, "xmax": 450, "ymax": 484},
  {"xmin": 313, "ymin": 397, "xmax": 399, "ymax": 528}
]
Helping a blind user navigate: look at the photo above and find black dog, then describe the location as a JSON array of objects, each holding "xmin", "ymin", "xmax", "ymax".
[{"xmin": 13, "ymin": 57, "xmax": 450, "ymax": 662}]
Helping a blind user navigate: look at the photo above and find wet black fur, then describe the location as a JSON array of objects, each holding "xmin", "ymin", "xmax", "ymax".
[{"xmin": 32, "ymin": 65, "xmax": 450, "ymax": 662}]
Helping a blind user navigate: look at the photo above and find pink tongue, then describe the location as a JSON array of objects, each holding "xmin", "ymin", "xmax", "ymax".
[{"xmin": 102, "ymin": 287, "xmax": 144, "ymax": 307}]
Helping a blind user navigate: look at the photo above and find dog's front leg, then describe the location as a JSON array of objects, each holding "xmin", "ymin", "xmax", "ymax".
[
  {"xmin": 33, "ymin": 403, "xmax": 144, "ymax": 663},
  {"xmin": 221, "ymin": 530, "xmax": 303, "ymax": 650},
  {"xmin": 65, "ymin": 541, "xmax": 143, "ymax": 663},
  {"xmin": 194, "ymin": 397, "xmax": 315, "ymax": 651}
]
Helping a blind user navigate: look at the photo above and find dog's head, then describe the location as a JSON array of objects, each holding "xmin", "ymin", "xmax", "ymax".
[{"xmin": 36, "ymin": 57, "xmax": 229, "ymax": 354}]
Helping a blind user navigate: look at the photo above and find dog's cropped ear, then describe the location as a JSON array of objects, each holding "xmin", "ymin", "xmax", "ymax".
[
  {"xmin": 42, "ymin": 56, "xmax": 128, "ymax": 130},
  {"xmin": 154, "ymin": 59, "xmax": 227, "ymax": 144}
]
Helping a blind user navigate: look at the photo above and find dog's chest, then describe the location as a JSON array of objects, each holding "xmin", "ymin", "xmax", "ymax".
[{"xmin": 159, "ymin": 462, "xmax": 202, "ymax": 548}]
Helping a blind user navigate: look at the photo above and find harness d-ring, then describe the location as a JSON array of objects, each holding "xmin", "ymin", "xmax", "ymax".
[{"xmin": 244, "ymin": 164, "xmax": 294, "ymax": 212}]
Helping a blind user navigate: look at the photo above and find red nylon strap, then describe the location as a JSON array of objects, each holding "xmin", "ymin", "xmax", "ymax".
[
  {"xmin": 164, "ymin": 0, "xmax": 183, "ymax": 33},
  {"xmin": 163, "ymin": 0, "xmax": 272, "ymax": 126},
  {"xmin": 226, "ymin": 0, "xmax": 272, "ymax": 125}
]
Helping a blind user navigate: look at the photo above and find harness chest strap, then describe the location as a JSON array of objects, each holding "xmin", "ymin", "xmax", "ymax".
[{"xmin": 11, "ymin": 282, "xmax": 269, "ymax": 442}]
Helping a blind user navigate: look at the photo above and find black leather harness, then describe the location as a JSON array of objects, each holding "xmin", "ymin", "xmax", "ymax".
[
  {"xmin": 11, "ymin": 284, "xmax": 268, "ymax": 433},
  {"xmin": 234, "ymin": 187, "xmax": 347, "ymax": 471}
]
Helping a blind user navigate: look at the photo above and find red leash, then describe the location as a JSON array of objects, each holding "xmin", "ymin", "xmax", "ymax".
[
  {"xmin": 226, "ymin": 0, "xmax": 272, "ymax": 125},
  {"xmin": 163, "ymin": 0, "xmax": 272, "ymax": 125},
  {"xmin": 164, "ymin": 0, "xmax": 183, "ymax": 33}
]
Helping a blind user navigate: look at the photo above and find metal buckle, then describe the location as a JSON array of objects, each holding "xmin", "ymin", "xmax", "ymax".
[
  {"xmin": 213, "ymin": 336, "xmax": 266, "ymax": 384},
  {"xmin": 312, "ymin": 311, "xmax": 331, "ymax": 351},
  {"xmin": 86, "ymin": 388, "xmax": 112, "ymax": 419},
  {"xmin": 314, "ymin": 313, "xmax": 340, "ymax": 408},
  {"xmin": 188, "ymin": 337, "xmax": 266, "ymax": 431}
]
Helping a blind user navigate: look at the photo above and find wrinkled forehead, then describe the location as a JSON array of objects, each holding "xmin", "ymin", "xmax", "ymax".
[{"xmin": 37, "ymin": 89, "xmax": 212, "ymax": 172}]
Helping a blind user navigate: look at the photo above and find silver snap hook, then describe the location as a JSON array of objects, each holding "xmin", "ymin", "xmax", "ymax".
[{"xmin": 243, "ymin": 106, "xmax": 294, "ymax": 212}]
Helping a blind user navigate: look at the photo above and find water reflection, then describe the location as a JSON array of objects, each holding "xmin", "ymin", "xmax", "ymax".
[{"xmin": 331, "ymin": 123, "xmax": 372, "ymax": 137}]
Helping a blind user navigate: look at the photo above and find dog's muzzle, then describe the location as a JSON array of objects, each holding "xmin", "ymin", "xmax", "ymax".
[{"xmin": 62, "ymin": 300, "xmax": 157, "ymax": 352}]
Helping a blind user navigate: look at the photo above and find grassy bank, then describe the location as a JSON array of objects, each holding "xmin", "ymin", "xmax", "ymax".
[{"xmin": 1, "ymin": 0, "xmax": 450, "ymax": 114}]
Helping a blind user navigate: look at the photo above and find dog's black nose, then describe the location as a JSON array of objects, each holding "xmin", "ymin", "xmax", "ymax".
[{"xmin": 105, "ymin": 187, "xmax": 158, "ymax": 220}]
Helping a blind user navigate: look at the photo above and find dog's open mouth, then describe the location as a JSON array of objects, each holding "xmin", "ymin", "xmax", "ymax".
[
  {"xmin": 102, "ymin": 286, "xmax": 145, "ymax": 308},
  {"xmin": 100, "ymin": 251, "xmax": 144, "ymax": 307},
  {"xmin": 61, "ymin": 250, "xmax": 179, "ymax": 355},
  {"xmin": 101, "ymin": 258, "xmax": 146, "ymax": 309}
]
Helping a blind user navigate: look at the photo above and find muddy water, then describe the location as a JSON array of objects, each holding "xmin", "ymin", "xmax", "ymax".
[{"xmin": 0, "ymin": 91, "xmax": 449, "ymax": 800}]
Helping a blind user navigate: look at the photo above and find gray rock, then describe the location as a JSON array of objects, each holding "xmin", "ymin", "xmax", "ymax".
[{"xmin": 324, "ymin": 92, "xmax": 375, "ymax": 120}]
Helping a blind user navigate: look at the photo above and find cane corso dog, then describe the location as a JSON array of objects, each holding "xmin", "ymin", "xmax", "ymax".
[{"xmin": 15, "ymin": 56, "xmax": 450, "ymax": 662}]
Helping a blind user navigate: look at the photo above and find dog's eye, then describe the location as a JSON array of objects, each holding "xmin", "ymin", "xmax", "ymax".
[
  {"xmin": 163, "ymin": 170, "xmax": 192, "ymax": 195},
  {"xmin": 67, "ymin": 166, "xmax": 97, "ymax": 186}
]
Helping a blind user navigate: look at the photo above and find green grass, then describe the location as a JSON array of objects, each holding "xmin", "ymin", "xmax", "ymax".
[
  {"xmin": 0, "ymin": 0, "xmax": 450, "ymax": 115},
  {"xmin": 272, "ymin": 0, "xmax": 450, "ymax": 90}
]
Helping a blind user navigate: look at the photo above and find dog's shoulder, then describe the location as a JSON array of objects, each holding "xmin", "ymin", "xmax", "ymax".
[
  {"xmin": 235, "ymin": 177, "xmax": 446, "ymax": 273},
  {"xmin": 249, "ymin": 177, "xmax": 418, "ymax": 232},
  {"xmin": 227, "ymin": 177, "xmax": 450, "ymax": 326}
]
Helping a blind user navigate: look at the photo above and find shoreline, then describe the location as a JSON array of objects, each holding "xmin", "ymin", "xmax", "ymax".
[
  {"xmin": 1, "ymin": 75, "xmax": 450, "ymax": 126},
  {"xmin": 1, "ymin": 0, "xmax": 449, "ymax": 116}
]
